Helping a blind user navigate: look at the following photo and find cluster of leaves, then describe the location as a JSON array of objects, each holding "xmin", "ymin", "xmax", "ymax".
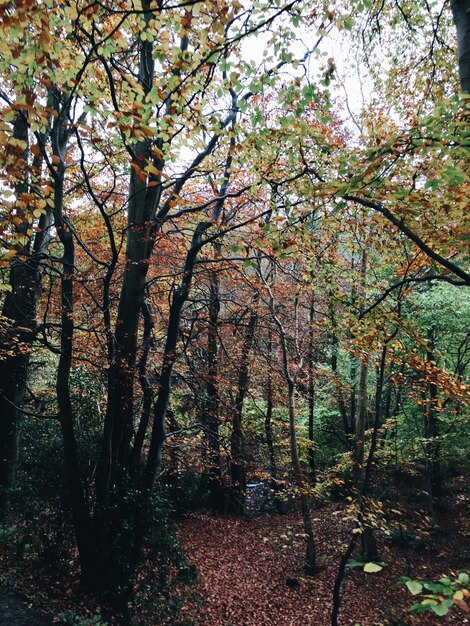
[{"xmin": 402, "ymin": 571, "xmax": 470, "ymax": 617}]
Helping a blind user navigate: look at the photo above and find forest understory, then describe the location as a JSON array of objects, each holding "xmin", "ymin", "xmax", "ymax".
[{"xmin": 0, "ymin": 478, "xmax": 469, "ymax": 626}]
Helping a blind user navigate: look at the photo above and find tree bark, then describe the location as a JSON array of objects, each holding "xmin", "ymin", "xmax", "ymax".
[
  {"xmin": 204, "ymin": 261, "xmax": 224, "ymax": 513},
  {"xmin": 451, "ymin": 0, "xmax": 470, "ymax": 95},
  {"xmin": 424, "ymin": 327, "xmax": 442, "ymax": 512},
  {"xmin": 307, "ymin": 297, "xmax": 317, "ymax": 482},
  {"xmin": 269, "ymin": 298, "xmax": 317, "ymax": 572},
  {"xmin": 288, "ymin": 380, "xmax": 317, "ymax": 573},
  {"xmin": 50, "ymin": 128, "xmax": 96, "ymax": 589},
  {"xmin": 97, "ymin": 6, "xmax": 158, "ymax": 506},
  {"xmin": 229, "ymin": 305, "xmax": 258, "ymax": 515},
  {"xmin": 352, "ymin": 249, "xmax": 378, "ymax": 561},
  {"xmin": 0, "ymin": 112, "xmax": 52, "ymax": 512}
]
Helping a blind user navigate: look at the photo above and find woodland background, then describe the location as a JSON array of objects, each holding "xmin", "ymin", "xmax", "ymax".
[{"xmin": 0, "ymin": 0, "xmax": 469, "ymax": 624}]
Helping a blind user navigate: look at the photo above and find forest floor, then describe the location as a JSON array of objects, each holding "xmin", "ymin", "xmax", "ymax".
[
  {"xmin": 0, "ymin": 482, "xmax": 468, "ymax": 625},
  {"xmin": 0, "ymin": 593, "xmax": 50, "ymax": 626},
  {"xmin": 175, "ymin": 494, "xmax": 469, "ymax": 626}
]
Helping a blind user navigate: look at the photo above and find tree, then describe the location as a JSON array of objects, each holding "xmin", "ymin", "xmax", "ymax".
[
  {"xmin": 1, "ymin": 0, "xmax": 319, "ymax": 613},
  {"xmin": 0, "ymin": 1, "xmax": 468, "ymax": 623},
  {"xmin": 451, "ymin": 0, "xmax": 470, "ymax": 95}
]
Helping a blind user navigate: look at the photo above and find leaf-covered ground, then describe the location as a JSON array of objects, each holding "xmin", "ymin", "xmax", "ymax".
[
  {"xmin": 176, "ymin": 500, "xmax": 469, "ymax": 626},
  {"xmin": 0, "ymin": 490, "xmax": 468, "ymax": 625}
]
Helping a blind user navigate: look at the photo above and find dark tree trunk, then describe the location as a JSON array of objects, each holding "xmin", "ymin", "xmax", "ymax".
[
  {"xmin": 270, "ymin": 297, "xmax": 317, "ymax": 573},
  {"xmin": 56, "ymin": 225, "xmax": 96, "ymax": 589},
  {"xmin": 352, "ymin": 250, "xmax": 379, "ymax": 562},
  {"xmin": 424, "ymin": 327, "xmax": 442, "ymax": 512},
  {"xmin": 264, "ymin": 328, "xmax": 285, "ymax": 514},
  {"xmin": 0, "ymin": 112, "xmax": 31, "ymax": 510},
  {"xmin": 130, "ymin": 296, "xmax": 155, "ymax": 474},
  {"xmin": 330, "ymin": 317, "xmax": 353, "ymax": 440},
  {"xmin": 229, "ymin": 306, "xmax": 258, "ymax": 515},
  {"xmin": 451, "ymin": 0, "xmax": 470, "ymax": 95},
  {"xmin": 287, "ymin": 381, "xmax": 317, "ymax": 573},
  {"xmin": 307, "ymin": 297, "xmax": 317, "ymax": 482},
  {"xmin": 96, "ymin": 10, "xmax": 158, "ymax": 508},
  {"xmin": 0, "ymin": 112, "xmax": 51, "ymax": 512},
  {"xmin": 49, "ymin": 139, "xmax": 96, "ymax": 590},
  {"xmin": 204, "ymin": 263, "xmax": 224, "ymax": 513}
]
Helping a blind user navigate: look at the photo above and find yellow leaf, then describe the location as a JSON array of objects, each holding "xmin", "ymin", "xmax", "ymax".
[{"xmin": 145, "ymin": 164, "xmax": 161, "ymax": 176}]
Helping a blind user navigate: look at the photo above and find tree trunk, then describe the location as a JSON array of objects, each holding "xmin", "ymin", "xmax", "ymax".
[
  {"xmin": 50, "ymin": 139, "xmax": 97, "ymax": 591},
  {"xmin": 269, "ymin": 296, "xmax": 317, "ymax": 573},
  {"xmin": 287, "ymin": 381, "xmax": 317, "ymax": 573},
  {"xmin": 330, "ymin": 309, "xmax": 353, "ymax": 440},
  {"xmin": 451, "ymin": 0, "xmax": 470, "ymax": 95},
  {"xmin": 130, "ymin": 296, "xmax": 155, "ymax": 474},
  {"xmin": 0, "ymin": 112, "xmax": 51, "ymax": 512},
  {"xmin": 96, "ymin": 8, "xmax": 157, "ymax": 507},
  {"xmin": 352, "ymin": 249, "xmax": 378, "ymax": 562},
  {"xmin": 264, "ymin": 329, "xmax": 285, "ymax": 514},
  {"xmin": 205, "ymin": 264, "xmax": 224, "ymax": 513},
  {"xmin": 229, "ymin": 306, "xmax": 258, "ymax": 515},
  {"xmin": 307, "ymin": 297, "xmax": 317, "ymax": 482},
  {"xmin": 424, "ymin": 327, "xmax": 442, "ymax": 512}
]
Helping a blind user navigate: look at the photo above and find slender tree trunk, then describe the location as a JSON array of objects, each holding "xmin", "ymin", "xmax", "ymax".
[
  {"xmin": 50, "ymin": 135, "xmax": 96, "ymax": 589},
  {"xmin": 269, "ymin": 297, "xmax": 317, "ymax": 573},
  {"xmin": 229, "ymin": 305, "xmax": 258, "ymax": 515},
  {"xmin": 352, "ymin": 357, "xmax": 368, "ymax": 490},
  {"xmin": 56, "ymin": 225, "xmax": 96, "ymax": 589},
  {"xmin": 264, "ymin": 328, "xmax": 285, "ymax": 514},
  {"xmin": 329, "ymin": 308, "xmax": 353, "ymax": 440},
  {"xmin": 424, "ymin": 327, "xmax": 442, "ymax": 512},
  {"xmin": 205, "ymin": 264, "xmax": 224, "ymax": 512},
  {"xmin": 130, "ymin": 296, "xmax": 155, "ymax": 474},
  {"xmin": 307, "ymin": 297, "xmax": 317, "ymax": 482},
  {"xmin": 352, "ymin": 249, "xmax": 378, "ymax": 561},
  {"xmin": 287, "ymin": 380, "xmax": 317, "ymax": 572}
]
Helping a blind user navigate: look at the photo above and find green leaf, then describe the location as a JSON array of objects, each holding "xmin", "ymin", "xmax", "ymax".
[
  {"xmin": 458, "ymin": 573, "xmax": 469, "ymax": 584},
  {"xmin": 424, "ymin": 582, "xmax": 446, "ymax": 593},
  {"xmin": 363, "ymin": 562, "xmax": 383, "ymax": 573},
  {"xmin": 346, "ymin": 560, "xmax": 365, "ymax": 568},
  {"xmin": 405, "ymin": 580, "xmax": 423, "ymax": 595},
  {"xmin": 409, "ymin": 602, "xmax": 429, "ymax": 613},
  {"xmin": 430, "ymin": 600, "xmax": 452, "ymax": 616}
]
